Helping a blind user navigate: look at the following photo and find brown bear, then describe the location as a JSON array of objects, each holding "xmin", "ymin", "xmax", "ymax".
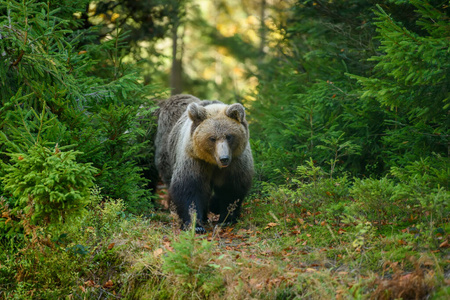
[{"xmin": 155, "ymin": 94, "xmax": 253, "ymax": 233}]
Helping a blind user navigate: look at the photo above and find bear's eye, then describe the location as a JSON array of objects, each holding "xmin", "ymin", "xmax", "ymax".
[
  {"xmin": 209, "ymin": 137, "xmax": 216, "ymax": 142},
  {"xmin": 226, "ymin": 134, "xmax": 234, "ymax": 142}
]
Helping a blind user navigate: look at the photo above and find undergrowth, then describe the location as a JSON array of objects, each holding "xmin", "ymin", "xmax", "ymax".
[{"xmin": 1, "ymin": 159, "xmax": 448, "ymax": 299}]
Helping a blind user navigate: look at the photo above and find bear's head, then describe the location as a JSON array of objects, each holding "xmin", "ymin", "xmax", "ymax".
[{"xmin": 187, "ymin": 102, "xmax": 249, "ymax": 168}]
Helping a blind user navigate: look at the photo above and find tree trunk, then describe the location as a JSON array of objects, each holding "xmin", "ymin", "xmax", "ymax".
[
  {"xmin": 259, "ymin": 0, "xmax": 266, "ymax": 62},
  {"xmin": 170, "ymin": 21, "xmax": 183, "ymax": 95}
]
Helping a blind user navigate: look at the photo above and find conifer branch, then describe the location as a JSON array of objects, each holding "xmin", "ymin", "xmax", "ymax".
[
  {"xmin": 11, "ymin": 50, "xmax": 24, "ymax": 67},
  {"xmin": 10, "ymin": 16, "xmax": 28, "ymax": 68}
]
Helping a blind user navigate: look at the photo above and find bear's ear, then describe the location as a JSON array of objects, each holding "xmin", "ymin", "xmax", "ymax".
[
  {"xmin": 226, "ymin": 103, "xmax": 245, "ymax": 123},
  {"xmin": 188, "ymin": 103, "xmax": 208, "ymax": 123}
]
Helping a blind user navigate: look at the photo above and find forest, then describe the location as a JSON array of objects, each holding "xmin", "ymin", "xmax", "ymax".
[{"xmin": 0, "ymin": 0, "xmax": 449, "ymax": 299}]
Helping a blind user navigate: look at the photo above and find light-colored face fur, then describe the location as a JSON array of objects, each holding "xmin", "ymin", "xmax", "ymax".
[{"xmin": 188, "ymin": 103, "xmax": 248, "ymax": 168}]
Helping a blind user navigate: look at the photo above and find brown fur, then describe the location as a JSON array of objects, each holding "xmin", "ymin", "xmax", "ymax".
[{"xmin": 154, "ymin": 94, "xmax": 253, "ymax": 232}]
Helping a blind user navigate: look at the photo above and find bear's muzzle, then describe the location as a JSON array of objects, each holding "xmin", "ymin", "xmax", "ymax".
[{"xmin": 216, "ymin": 140, "xmax": 231, "ymax": 168}]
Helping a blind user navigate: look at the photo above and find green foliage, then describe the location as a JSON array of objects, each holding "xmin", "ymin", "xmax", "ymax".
[
  {"xmin": 79, "ymin": 187, "xmax": 128, "ymax": 238},
  {"xmin": 90, "ymin": 0, "xmax": 185, "ymax": 82},
  {"xmin": 250, "ymin": 139, "xmax": 301, "ymax": 184},
  {"xmin": 342, "ymin": 215, "xmax": 376, "ymax": 251},
  {"xmin": 390, "ymin": 157, "xmax": 450, "ymax": 224},
  {"xmin": 0, "ymin": 187, "xmax": 132, "ymax": 298},
  {"xmin": 0, "ymin": 0, "xmax": 162, "ymax": 213},
  {"xmin": 349, "ymin": 3, "xmax": 450, "ymax": 168},
  {"xmin": 349, "ymin": 157, "xmax": 449, "ymax": 226},
  {"xmin": 249, "ymin": 0, "xmax": 449, "ymax": 182},
  {"xmin": 250, "ymin": 39, "xmax": 383, "ymax": 180},
  {"xmin": 1, "ymin": 144, "xmax": 96, "ymax": 225},
  {"xmin": 263, "ymin": 158, "xmax": 351, "ymax": 224},
  {"xmin": 1, "ymin": 173, "xmax": 448, "ymax": 299},
  {"xmin": 162, "ymin": 218, "xmax": 223, "ymax": 297},
  {"xmin": 350, "ymin": 176, "xmax": 400, "ymax": 223}
]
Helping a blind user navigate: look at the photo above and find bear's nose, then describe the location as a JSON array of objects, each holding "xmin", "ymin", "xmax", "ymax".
[{"xmin": 219, "ymin": 156, "xmax": 230, "ymax": 165}]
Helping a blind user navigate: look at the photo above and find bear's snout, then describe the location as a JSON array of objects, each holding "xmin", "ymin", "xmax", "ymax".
[
  {"xmin": 216, "ymin": 140, "xmax": 231, "ymax": 168},
  {"xmin": 219, "ymin": 155, "xmax": 230, "ymax": 165}
]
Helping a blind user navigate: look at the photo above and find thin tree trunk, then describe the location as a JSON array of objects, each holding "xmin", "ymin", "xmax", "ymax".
[
  {"xmin": 259, "ymin": 0, "xmax": 266, "ymax": 62},
  {"xmin": 170, "ymin": 21, "xmax": 183, "ymax": 95}
]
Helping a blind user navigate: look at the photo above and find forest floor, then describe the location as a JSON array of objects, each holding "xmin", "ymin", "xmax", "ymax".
[
  {"xmin": 1, "ymin": 188, "xmax": 449, "ymax": 299},
  {"xmin": 68, "ymin": 192, "xmax": 449, "ymax": 300}
]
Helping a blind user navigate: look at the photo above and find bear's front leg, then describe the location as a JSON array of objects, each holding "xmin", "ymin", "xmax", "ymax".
[
  {"xmin": 169, "ymin": 162, "xmax": 212, "ymax": 233},
  {"xmin": 210, "ymin": 185, "xmax": 247, "ymax": 225},
  {"xmin": 210, "ymin": 167, "xmax": 252, "ymax": 225}
]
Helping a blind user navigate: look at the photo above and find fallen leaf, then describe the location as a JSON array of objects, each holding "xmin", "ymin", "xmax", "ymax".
[
  {"xmin": 336, "ymin": 289, "xmax": 345, "ymax": 300},
  {"xmin": 164, "ymin": 241, "xmax": 174, "ymax": 252},
  {"xmin": 107, "ymin": 243, "xmax": 115, "ymax": 250},
  {"xmin": 439, "ymin": 240, "xmax": 449, "ymax": 248},
  {"xmin": 422, "ymin": 260, "xmax": 434, "ymax": 267},
  {"xmin": 265, "ymin": 222, "xmax": 279, "ymax": 229},
  {"xmin": 103, "ymin": 280, "xmax": 113, "ymax": 289},
  {"xmin": 153, "ymin": 248, "xmax": 163, "ymax": 257},
  {"xmin": 249, "ymin": 278, "xmax": 258, "ymax": 286},
  {"xmin": 84, "ymin": 280, "xmax": 95, "ymax": 287}
]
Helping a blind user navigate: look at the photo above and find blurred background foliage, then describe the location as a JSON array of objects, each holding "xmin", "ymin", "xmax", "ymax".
[
  {"xmin": 248, "ymin": 0, "xmax": 449, "ymax": 185},
  {"xmin": 0, "ymin": 0, "xmax": 448, "ymax": 221}
]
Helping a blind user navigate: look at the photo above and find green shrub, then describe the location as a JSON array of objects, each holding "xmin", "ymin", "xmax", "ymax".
[
  {"xmin": 0, "ymin": 0, "xmax": 162, "ymax": 214},
  {"xmin": 250, "ymin": 139, "xmax": 303, "ymax": 186},
  {"xmin": 1, "ymin": 144, "xmax": 96, "ymax": 225},
  {"xmin": 391, "ymin": 158, "xmax": 450, "ymax": 225},
  {"xmin": 0, "ymin": 186, "xmax": 134, "ymax": 298},
  {"xmin": 348, "ymin": 156, "xmax": 449, "ymax": 226},
  {"xmin": 263, "ymin": 158, "xmax": 351, "ymax": 223},
  {"xmin": 162, "ymin": 220, "xmax": 223, "ymax": 298},
  {"xmin": 350, "ymin": 3, "xmax": 449, "ymax": 169},
  {"xmin": 350, "ymin": 177, "xmax": 400, "ymax": 224},
  {"xmin": 249, "ymin": 0, "xmax": 449, "ymax": 182}
]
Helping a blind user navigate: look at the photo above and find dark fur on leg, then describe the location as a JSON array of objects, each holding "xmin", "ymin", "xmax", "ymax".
[
  {"xmin": 210, "ymin": 185, "xmax": 248, "ymax": 225},
  {"xmin": 169, "ymin": 173, "xmax": 211, "ymax": 233}
]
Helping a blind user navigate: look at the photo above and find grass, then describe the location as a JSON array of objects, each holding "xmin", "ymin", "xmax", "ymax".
[{"xmin": 0, "ymin": 179, "xmax": 449, "ymax": 299}]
